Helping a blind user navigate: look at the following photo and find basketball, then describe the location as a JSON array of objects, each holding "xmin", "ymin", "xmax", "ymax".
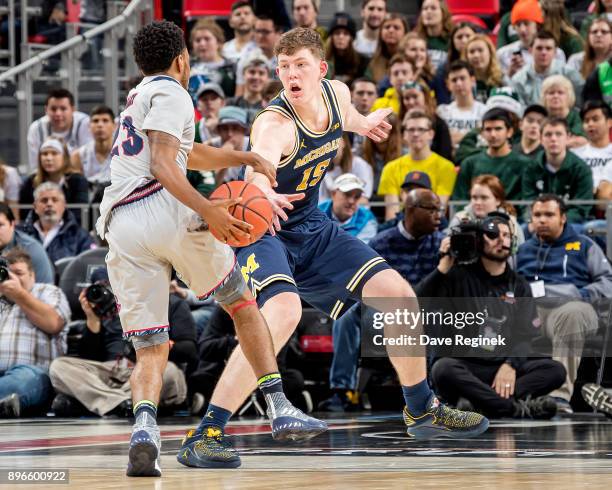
[{"xmin": 209, "ymin": 180, "xmax": 273, "ymax": 247}]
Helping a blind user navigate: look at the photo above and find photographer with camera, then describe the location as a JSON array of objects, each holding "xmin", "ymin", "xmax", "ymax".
[
  {"xmin": 416, "ymin": 213, "xmax": 566, "ymax": 419},
  {"xmin": 0, "ymin": 247, "xmax": 71, "ymax": 417},
  {"xmin": 49, "ymin": 267, "xmax": 197, "ymax": 417}
]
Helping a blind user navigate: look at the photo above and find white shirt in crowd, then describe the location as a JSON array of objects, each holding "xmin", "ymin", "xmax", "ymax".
[
  {"xmin": 221, "ymin": 39, "xmax": 258, "ymax": 64},
  {"xmin": 571, "ymin": 143, "xmax": 612, "ymax": 189},
  {"xmin": 319, "ymin": 155, "xmax": 375, "ymax": 202},
  {"xmin": 76, "ymin": 140, "xmax": 112, "ymax": 183},
  {"xmin": 26, "ymin": 111, "xmax": 92, "ymax": 174},
  {"xmin": 353, "ymin": 30, "xmax": 377, "ymax": 58},
  {"xmin": 0, "ymin": 165, "xmax": 22, "ymax": 202},
  {"xmin": 436, "ymin": 100, "xmax": 487, "ymax": 135},
  {"xmin": 96, "ymin": 75, "xmax": 194, "ymax": 239}
]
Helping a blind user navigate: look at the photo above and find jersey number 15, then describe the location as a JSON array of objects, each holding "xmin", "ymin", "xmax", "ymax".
[{"xmin": 296, "ymin": 158, "xmax": 331, "ymax": 191}]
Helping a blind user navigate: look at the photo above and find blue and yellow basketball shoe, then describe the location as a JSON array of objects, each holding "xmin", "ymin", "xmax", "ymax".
[
  {"xmin": 403, "ymin": 395, "xmax": 489, "ymax": 439},
  {"xmin": 176, "ymin": 426, "xmax": 241, "ymax": 469}
]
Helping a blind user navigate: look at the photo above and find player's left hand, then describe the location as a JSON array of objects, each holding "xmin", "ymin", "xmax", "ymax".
[
  {"xmin": 264, "ymin": 189, "xmax": 305, "ymax": 235},
  {"xmin": 0, "ymin": 270, "xmax": 24, "ymax": 303},
  {"xmin": 244, "ymin": 151, "xmax": 278, "ymax": 187},
  {"xmin": 492, "ymin": 363, "xmax": 516, "ymax": 399},
  {"xmin": 361, "ymin": 108, "xmax": 393, "ymax": 142}
]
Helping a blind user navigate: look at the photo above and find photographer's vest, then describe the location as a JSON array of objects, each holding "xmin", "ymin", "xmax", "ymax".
[{"xmin": 598, "ymin": 60, "xmax": 612, "ymax": 106}]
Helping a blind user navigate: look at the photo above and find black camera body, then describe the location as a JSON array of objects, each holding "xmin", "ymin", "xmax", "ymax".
[
  {"xmin": 85, "ymin": 282, "xmax": 117, "ymax": 319},
  {"xmin": 449, "ymin": 213, "xmax": 510, "ymax": 265},
  {"xmin": 0, "ymin": 257, "xmax": 9, "ymax": 283}
]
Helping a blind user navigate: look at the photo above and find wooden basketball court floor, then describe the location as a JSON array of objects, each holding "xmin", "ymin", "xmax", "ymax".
[{"xmin": 1, "ymin": 414, "xmax": 612, "ymax": 489}]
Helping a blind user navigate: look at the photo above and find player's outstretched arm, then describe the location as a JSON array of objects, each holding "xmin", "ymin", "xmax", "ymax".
[
  {"xmin": 187, "ymin": 142, "xmax": 277, "ymax": 187},
  {"xmin": 148, "ymin": 130, "xmax": 252, "ymax": 243},
  {"xmin": 329, "ymin": 79, "xmax": 392, "ymax": 142},
  {"xmin": 246, "ymin": 112, "xmax": 305, "ymax": 233}
]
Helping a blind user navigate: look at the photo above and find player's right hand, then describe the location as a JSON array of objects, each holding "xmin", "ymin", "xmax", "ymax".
[
  {"xmin": 264, "ymin": 189, "xmax": 305, "ymax": 235},
  {"xmin": 201, "ymin": 198, "xmax": 253, "ymax": 244}
]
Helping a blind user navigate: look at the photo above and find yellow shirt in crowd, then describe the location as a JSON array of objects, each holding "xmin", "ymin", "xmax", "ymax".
[{"xmin": 377, "ymin": 152, "xmax": 457, "ymax": 197}]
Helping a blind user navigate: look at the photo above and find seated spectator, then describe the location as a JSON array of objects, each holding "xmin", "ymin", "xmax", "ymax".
[
  {"xmin": 453, "ymin": 87, "xmax": 524, "ymax": 165},
  {"xmin": 49, "ymin": 267, "xmax": 195, "ymax": 416},
  {"xmin": 400, "ymin": 80, "xmax": 453, "ymax": 161},
  {"xmin": 19, "ymin": 138, "xmax": 89, "ymax": 223},
  {"xmin": 431, "ymin": 22, "xmax": 476, "ymax": 105},
  {"xmin": 414, "ymin": 0, "xmax": 453, "ymax": 72},
  {"xmin": 325, "ymin": 13, "xmax": 369, "ymax": 87},
  {"xmin": 26, "ymin": 88, "xmax": 92, "ymax": 174},
  {"xmin": 497, "ymin": 0, "xmax": 565, "ymax": 83},
  {"xmin": 580, "ymin": 0, "xmax": 612, "ymax": 38},
  {"xmin": 19, "ymin": 183, "xmax": 96, "ymax": 265},
  {"xmin": 568, "ymin": 17, "xmax": 612, "ymax": 80},
  {"xmin": 358, "ymin": 113, "xmax": 403, "ymax": 192},
  {"xmin": 0, "ymin": 203, "xmax": 54, "ymax": 284},
  {"xmin": 354, "ymin": 0, "xmax": 387, "ymax": 58},
  {"xmin": 226, "ymin": 54, "xmax": 269, "ymax": 126},
  {"xmin": 514, "ymin": 104, "xmax": 548, "ymax": 158},
  {"xmin": 0, "ymin": 160, "xmax": 21, "ymax": 219},
  {"xmin": 189, "ymin": 306, "xmax": 306, "ymax": 409},
  {"xmin": 540, "ymin": 75, "xmax": 588, "ymax": 148},
  {"xmin": 511, "ymin": 30, "xmax": 584, "ymax": 107},
  {"xmin": 437, "ymin": 61, "xmax": 487, "ymax": 150},
  {"xmin": 0, "ymin": 247, "xmax": 70, "ymax": 417},
  {"xmin": 522, "ymin": 117, "xmax": 594, "ymax": 224},
  {"xmin": 462, "ymin": 35, "xmax": 503, "ymax": 103},
  {"xmin": 516, "ymin": 194, "xmax": 612, "ymax": 413},
  {"xmin": 541, "ymin": 0, "xmax": 584, "ymax": 58},
  {"xmin": 292, "ymin": 0, "xmax": 327, "ymax": 40},
  {"xmin": 209, "ymin": 107, "xmax": 250, "ymax": 185},
  {"xmin": 320, "ymin": 134, "xmax": 373, "ymax": 201},
  {"xmin": 350, "ymin": 77, "xmax": 378, "ymax": 152},
  {"xmin": 572, "ymin": 100, "xmax": 612, "ymax": 197},
  {"xmin": 453, "ymin": 109, "xmax": 529, "ymax": 202},
  {"xmin": 448, "ymin": 174, "xmax": 525, "ymax": 247},
  {"xmin": 221, "ymin": 0, "xmax": 257, "ymax": 64},
  {"xmin": 401, "ymin": 32, "xmax": 435, "ymax": 87},
  {"xmin": 418, "ymin": 215, "xmax": 564, "ymax": 419},
  {"xmin": 194, "ymin": 83, "xmax": 225, "ymax": 143},
  {"xmin": 318, "ymin": 173, "xmax": 377, "ymax": 242},
  {"xmin": 319, "ymin": 186, "xmax": 444, "ymax": 412},
  {"xmin": 370, "ymin": 54, "xmax": 415, "ymax": 115},
  {"xmin": 365, "ymin": 14, "xmax": 408, "ymax": 84},
  {"xmin": 379, "ymin": 111, "xmax": 455, "ymax": 220},
  {"xmin": 188, "ymin": 18, "xmax": 236, "ymax": 102},
  {"xmin": 71, "ymin": 105, "xmax": 115, "ymax": 184},
  {"xmin": 234, "ymin": 15, "xmax": 282, "ymax": 97}
]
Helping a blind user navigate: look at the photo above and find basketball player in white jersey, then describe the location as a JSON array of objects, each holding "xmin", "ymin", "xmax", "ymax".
[{"xmin": 97, "ymin": 21, "xmax": 325, "ymax": 477}]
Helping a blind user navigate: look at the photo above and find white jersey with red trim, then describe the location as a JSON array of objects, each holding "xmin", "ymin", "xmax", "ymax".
[{"xmin": 96, "ymin": 75, "xmax": 195, "ymax": 239}]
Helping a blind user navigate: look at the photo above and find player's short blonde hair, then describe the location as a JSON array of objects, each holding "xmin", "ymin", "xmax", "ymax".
[{"xmin": 274, "ymin": 27, "xmax": 324, "ymax": 60}]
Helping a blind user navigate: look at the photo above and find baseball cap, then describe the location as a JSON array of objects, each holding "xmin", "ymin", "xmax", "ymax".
[
  {"xmin": 243, "ymin": 52, "xmax": 270, "ymax": 72},
  {"xmin": 523, "ymin": 103, "xmax": 548, "ymax": 118},
  {"xmin": 333, "ymin": 173, "xmax": 365, "ymax": 193},
  {"xmin": 196, "ymin": 82, "xmax": 225, "ymax": 100},
  {"xmin": 218, "ymin": 106, "xmax": 248, "ymax": 129},
  {"xmin": 328, "ymin": 13, "xmax": 357, "ymax": 39},
  {"xmin": 401, "ymin": 171, "xmax": 432, "ymax": 190}
]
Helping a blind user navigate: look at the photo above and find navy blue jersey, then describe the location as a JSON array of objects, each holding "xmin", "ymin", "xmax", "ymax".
[{"xmin": 250, "ymin": 78, "xmax": 344, "ymax": 227}]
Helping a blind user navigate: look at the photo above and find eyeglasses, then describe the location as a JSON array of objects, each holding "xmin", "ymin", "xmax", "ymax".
[
  {"xmin": 590, "ymin": 29, "xmax": 611, "ymax": 35},
  {"xmin": 403, "ymin": 127, "xmax": 430, "ymax": 134},
  {"xmin": 408, "ymin": 204, "xmax": 443, "ymax": 215}
]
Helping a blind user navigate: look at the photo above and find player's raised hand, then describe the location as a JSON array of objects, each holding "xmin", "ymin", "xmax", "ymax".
[
  {"xmin": 264, "ymin": 189, "xmax": 305, "ymax": 234},
  {"xmin": 200, "ymin": 198, "xmax": 253, "ymax": 244},
  {"xmin": 244, "ymin": 151, "xmax": 278, "ymax": 187},
  {"xmin": 361, "ymin": 108, "xmax": 393, "ymax": 142}
]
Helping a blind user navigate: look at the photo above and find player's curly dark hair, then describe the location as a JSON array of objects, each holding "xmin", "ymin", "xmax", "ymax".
[{"xmin": 133, "ymin": 21, "xmax": 186, "ymax": 75}]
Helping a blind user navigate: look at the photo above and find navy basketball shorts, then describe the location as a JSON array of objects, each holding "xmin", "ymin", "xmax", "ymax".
[{"xmin": 235, "ymin": 210, "xmax": 390, "ymax": 319}]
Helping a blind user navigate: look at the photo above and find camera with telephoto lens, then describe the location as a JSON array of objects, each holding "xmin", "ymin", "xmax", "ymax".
[
  {"xmin": 0, "ymin": 257, "xmax": 9, "ymax": 283},
  {"xmin": 449, "ymin": 213, "xmax": 510, "ymax": 265},
  {"xmin": 85, "ymin": 282, "xmax": 116, "ymax": 318}
]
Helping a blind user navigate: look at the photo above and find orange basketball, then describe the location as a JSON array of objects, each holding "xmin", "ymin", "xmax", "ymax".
[{"xmin": 209, "ymin": 180, "xmax": 273, "ymax": 247}]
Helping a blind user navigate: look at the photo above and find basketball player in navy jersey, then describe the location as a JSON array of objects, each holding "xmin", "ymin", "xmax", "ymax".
[{"xmin": 178, "ymin": 27, "xmax": 489, "ymax": 469}]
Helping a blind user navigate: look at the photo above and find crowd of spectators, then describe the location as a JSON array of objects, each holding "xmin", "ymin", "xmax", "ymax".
[{"xmin": 2, "ymin": 0, "xmax": 612, "ymax": 420}]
